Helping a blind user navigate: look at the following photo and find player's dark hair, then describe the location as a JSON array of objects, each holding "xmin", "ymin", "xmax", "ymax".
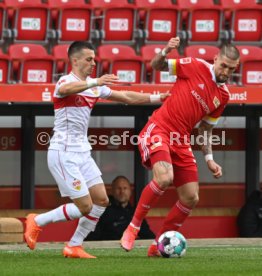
[
  {"xmin": 219, "ymin": 44, "xmax": 240, "ymax": 60},
  {"xmin": 68, "ymin": 41, "xmax": 95, "ymax": 59},
  {"xmin": 112, "ymin": 175, "xmax": 130, "ymax": 187}
]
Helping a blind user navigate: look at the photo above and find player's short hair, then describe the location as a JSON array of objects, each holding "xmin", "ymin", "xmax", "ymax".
[
  {"xmin": 219, "ymin": 44, "xmax": 240, "ymax": 61},
  {"xmin": 112, "ymin": 175, "xmax": 130, "ymax": 187},
  {"xmin": 68, "ymin": 41, "xmax": 95, "ymax": 59}
]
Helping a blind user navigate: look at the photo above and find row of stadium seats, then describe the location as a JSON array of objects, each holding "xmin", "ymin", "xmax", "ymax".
[
  {"xmin": 0, "ymin": 43, "xmax": 262, "ymax": 85},
  {"xmin": 0, "ymin": 0, "xmax": 262, "ymax": 50}
]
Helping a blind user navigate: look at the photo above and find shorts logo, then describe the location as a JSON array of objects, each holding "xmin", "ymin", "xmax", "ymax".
[
  {"xmin": 213, "ymin": 96, "xmax": 220, "ymax": 108},
  {"xmin": 150, "ymin": 141, "xmax": 162, "ymax": 150},
  {"xmin": 180, "ymin": 57, "xmax": 191, "ymax": 64},
  {"xmin": 73, "ymin": 179, "xmax": 81, "ymax": 191}
]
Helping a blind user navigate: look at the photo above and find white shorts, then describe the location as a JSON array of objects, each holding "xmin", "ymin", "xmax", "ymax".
[{"xmin": 47, "ymin": 149, "xmax": 103, "ymax": 199}]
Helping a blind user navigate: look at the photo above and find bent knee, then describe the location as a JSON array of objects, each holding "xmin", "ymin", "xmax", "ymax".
[
  {"xmin": 154, "ymin": 174, "xmax": 173, "ymax": 190},
  {"xmin": 78, "ymin": 203, "xmax": 93, "ymax": 216},
  {"xmin": 181, "ymin": 193, "xmax": 199, "ymax": 208},
  {"xmin": 97, "ymin": 196, "xmax": 110, "ymax": 207}
]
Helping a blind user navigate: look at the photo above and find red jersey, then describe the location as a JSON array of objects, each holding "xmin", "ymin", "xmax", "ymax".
[{"xmin": 150, "ymin": 57, "xmax": 230, "ymax": 138}]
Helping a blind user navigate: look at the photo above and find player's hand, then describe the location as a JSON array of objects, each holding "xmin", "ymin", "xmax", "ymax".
[
  {"xmin": 160, "ymin": 92, "xmax": 171, "ymax": 102},
  {"xmin": 165, "ymin": 37, "xmax": 180, "ymax": 54},
  {"xmin": 97, "ymin": 74, "xmax": 119, "ymax": 86},
  {"xmin": 207, "ymin": 160, "xmax": 222, "ymax": 178}
]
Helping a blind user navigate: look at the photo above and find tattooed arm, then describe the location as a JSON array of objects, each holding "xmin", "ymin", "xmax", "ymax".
[
  {"xmin": 198, "ymin": 120, "xmax": 222, "ymax": 178},
  {"xmin": 151, "ymin": 37, "xmax": 180, "ymax": 71}
]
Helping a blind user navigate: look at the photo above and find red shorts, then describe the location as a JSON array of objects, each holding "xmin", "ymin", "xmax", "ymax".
[{"xmin": 138, "ymin": 121, "xmax": 198, "ymax": 187}]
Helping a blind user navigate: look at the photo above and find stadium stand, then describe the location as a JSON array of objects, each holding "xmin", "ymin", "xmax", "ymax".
[
  {"xmin": 134, "ymin": 0, "xmax": 183, "ymax": 45},
  {"xmin": 0, "ymin": 1, "xmax": 6, "ymax": 44},
  {"xmin": 90, "ymin": 0, "xmax": 137, "ymax": 47},
  {"xmin": 97, "ymin": 44, "xmax": 143, "ymax": 83},
  {"xmin": 47, "ymin": 0, "xmax": 97, "ymax": 45},
  {"xmin": 219, "ymin": 0, "xmax": 262, "ymax": 45},
  {"xmin": 4, "ymin": 0, "xmax": 50, "ymax": 45},
  {"xmin": 140, "ymin": 44, "xmax": 181, "ymax": 83},
  {"xmin": 0, "ymin": 49, "xmax": 10, "ymax": 83},
  {"xmin": 179, "ymin": 0, "xmax": 225, "ymax": 45},
  {"xmin": 8, "ymin": 43, "xmax": 54, "ymax": 83},
  {"xmin": 236, "ymin": 45, "xmax": 262, "ymax": 85}
]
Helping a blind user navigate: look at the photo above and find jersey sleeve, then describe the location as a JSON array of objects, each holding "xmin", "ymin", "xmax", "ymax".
[
  {"xmin": 202, "ymin": 104, "xmax": 226, "ymax": 125},
  {"xmin": 168, "ymin": 57, "xmax": 200, "ymax": 78},
  {"xmin": 54, "ymin": 75, "xmax": 71, "ymax": 98},
  {"xmin": 98, "ymin": 85, "xmax": 112, "ymax": 99}
]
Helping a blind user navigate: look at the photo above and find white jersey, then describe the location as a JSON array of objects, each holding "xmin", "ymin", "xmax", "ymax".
[{"xmin": 49, "ymin": 72, "xmax": 112, "ymax": 152}]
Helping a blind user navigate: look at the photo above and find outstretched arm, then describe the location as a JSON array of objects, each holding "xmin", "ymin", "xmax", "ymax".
[
  {"xmin": 107, "ymin": 90, "xmax": 170, "ymax": 105},
  {"xmin": 198, "ymin": 120, "xmax": 222, "ymax": 179},
  {"xmin": 58, "ymin": 74, "xmax": 119, "ymax": 96},
  {"xmin": 151, "ymin": 37, "xmax": 180, "ymax": 71}
]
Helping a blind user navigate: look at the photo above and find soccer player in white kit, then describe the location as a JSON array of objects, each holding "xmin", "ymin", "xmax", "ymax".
[{"xmin": 24, "ymin": 41, "xmax": 169, "ymax": 258}]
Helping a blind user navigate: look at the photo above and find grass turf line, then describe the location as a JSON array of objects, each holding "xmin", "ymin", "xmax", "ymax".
[{"xmin": 1, "ymin": 246, "xmax": 262, "ymax": 276}]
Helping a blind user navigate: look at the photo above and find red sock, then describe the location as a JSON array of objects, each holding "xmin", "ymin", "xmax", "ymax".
[
  {"xmin": 155, "ymin": 200, "xmax": 192, "ymax": 241},
  {"xmin": 131, "ymin": 180, "xmax": 165, "ymax": 228}
]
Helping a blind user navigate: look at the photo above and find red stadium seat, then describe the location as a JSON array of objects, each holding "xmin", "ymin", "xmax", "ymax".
[
  {"xmin": 237, "ymin": 46, "xmax": 262, "ymax": 85},
  {"xmin": 48, "ymin": 0, "xmax": 95, "ymax": 43},
  {"xmin": 0, "ymin": 49, "xmax": 10, "ymax": 83},
  {"xmin": 140, "ymin": 44, "xmax": 180, "ymax": 83},
  {"xmin": 180, "ymin": 0, "xmax": 223, "ymax": 45},
  {"xmin": 5, "ymin": 0, "xmax": 50, "ymax": 44},
  {"xmin": 8, "ymin": 44, "xmax": 54, "ymax": 83},
  {"xmin": 135, "ymin": 0, "xmax": 181, "ymax": 44},
  {"xmin": 220, "ymin": 0, "xmax": 262, "ymax": 45},
  {"xmin": 52, "ymin": 44, "xmax": 98, "ymax": 79},
  {"xmin": 0, "ymin": 2, "xmax": 6, "ymax": 44},
  {"xmin": 184, "ymin": 45, "xmax": 220, "ymax": 64},
  {"xmin": 91, "ymin": 0, "xmax": 137, "ymax": 45},
  {"xmin": 97, "ymin": 44, "xmax": 142, "ymax": 83}
]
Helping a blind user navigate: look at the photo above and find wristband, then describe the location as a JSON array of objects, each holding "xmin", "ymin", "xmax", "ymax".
[
  {"xmin": 150, "ymin": 94, "xmax": 161, "ymax": 103},
  {"xmin": 161, "ymin": 48, "xmax": 167, "ymax": 57},
  {"xmin": 86, "ymin": 78, "xmax": 98, "ymax": 88},
  {"xmin": 205, "ymin": 154, "xmax": 213, "ymax": 162}
]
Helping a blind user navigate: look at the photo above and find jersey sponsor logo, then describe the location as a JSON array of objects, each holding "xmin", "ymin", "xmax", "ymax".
[
  {"xmin": 213, "ymin": 96, "xmax": 220, "ymax": 108},
  {"xmin": 180, "ymin": 57, "xmax": 192, "ymax": 64},
  {"xmin": 191, "ymin": 90, "xmax": 210, "ymax": 114},
  {"xmin": 75, "ymin": 95, "xmax": 84, "ymax": 106},
  {"xmin": 198, "ymin": 83, "xmax": 205, "ymax": 90},
  {"xmin": 72, "ymin": 179, "xmax": 81, "ymax": 191}
]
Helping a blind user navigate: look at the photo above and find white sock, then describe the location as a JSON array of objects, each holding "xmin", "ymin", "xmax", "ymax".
[
  {"xmin": 68, "ymin": 204, "xmax": 106, "ymax": 247},
  {"xmin": 35, "ymin": 203, "xmax": 82, "ymax": 227}
]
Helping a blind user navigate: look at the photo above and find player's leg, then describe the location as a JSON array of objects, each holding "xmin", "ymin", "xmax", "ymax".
[
  {"xmin": 64, "ymin": 154, "xmax": 108, "ymax": 258},
  {"xmin": 24, "ymin": 150, "xmax": 92, "ymax": 251},
  {"xmin": 68, "ymin": 180, "xmax": 109, "ymax": 247},
  {"xmin": 148, "ymin": 145, "xmax": 199, "ymax": 257},
  {"xmin": 121, "ymin": 153, "xmax": 173, "ymax": 251},
  {"xmin": 156, "ymin": 180, "xmax": 199, "ymax": 240}
]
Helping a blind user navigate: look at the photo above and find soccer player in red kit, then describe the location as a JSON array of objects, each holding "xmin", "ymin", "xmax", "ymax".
[{"xmin": 120, "ymin": 37, "xmax": 240, "ymax": 256}]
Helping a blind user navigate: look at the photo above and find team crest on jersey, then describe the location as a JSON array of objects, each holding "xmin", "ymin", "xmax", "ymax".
[
  {"xmin": 90, "ymin": 88, "xmax": 99, "ymax": 96},
  {"xmin": 213, "ymin": 96, "xmax": 220, "ymax": 108},
  {"xmin": 72, "ymin": 179, "xmax": 81, "ymax": 191},
  {"xmin": 180, "ymin": 57, "xmax": 192, "ymax": 64}
]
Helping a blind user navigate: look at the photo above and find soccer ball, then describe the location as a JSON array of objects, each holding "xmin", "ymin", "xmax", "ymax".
[{"xmin": 157, "ymin": 231, "xmax": 187, "ymax": 258}]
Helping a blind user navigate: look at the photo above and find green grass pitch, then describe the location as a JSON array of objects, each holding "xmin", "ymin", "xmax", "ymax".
[{"xmin": 1, "ymin": 246, "xmax": 262, "ymax": 276}]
